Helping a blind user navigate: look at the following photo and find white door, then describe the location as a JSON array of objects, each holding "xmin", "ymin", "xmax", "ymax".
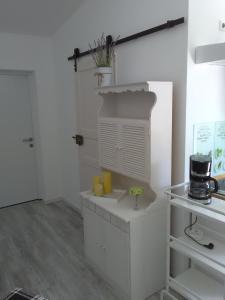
[
  {"xmin": 0, "ymin": 73, "xmax": 37, "ymax": 207},
  {"xmin": 75, "ymin": 57, "xmax": 101, "ymax": 193}
]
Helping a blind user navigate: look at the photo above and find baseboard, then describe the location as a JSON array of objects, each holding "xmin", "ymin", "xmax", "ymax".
[
  {"xmin": 0, "ymin": 198, "xmax": 42, "ymax": 210},
  {"xmin": 64, "ymin": 199, "xmax": 83, "ymax": 217},
  {"xmin": 44, "ymin": 197, "xmax": 83, "ymax": 217},
  {"xmin": 44, "ymin": 197, "xmax": 64, "ymax": 204}
]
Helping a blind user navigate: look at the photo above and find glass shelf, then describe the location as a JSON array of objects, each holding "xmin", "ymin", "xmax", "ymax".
[{"xmin": 166, "ymin": 183, "xmax": 225, "ymax": 219}]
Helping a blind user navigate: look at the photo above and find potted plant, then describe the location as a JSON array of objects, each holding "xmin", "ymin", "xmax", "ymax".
[{"xmin": 89, "ymin": 33, "xmax": 118, "ymax": 87}]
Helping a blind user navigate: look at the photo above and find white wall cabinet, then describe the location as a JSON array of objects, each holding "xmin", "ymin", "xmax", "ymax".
[
  {"xmin": 195, "ymin": 42, "xmax": 225, "ymax": 65},
  {"xmin": 98, "ymin": 117, "xmax": 150, "ymax": 182},
  {"xmin": 97, "ymin": 81, "xmax": 173, "ymax": 192}
]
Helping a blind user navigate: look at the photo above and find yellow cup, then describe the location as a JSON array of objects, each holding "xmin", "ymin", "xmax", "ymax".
[
  {"xmin": 92, "ymin": 176, "xmax": 100, "ymax": 192},
  {"xmin": 102, "ymin": 171, "xmax": 112, "ymax": 194}
]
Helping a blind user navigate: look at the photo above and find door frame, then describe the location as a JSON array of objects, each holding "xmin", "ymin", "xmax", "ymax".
[{"xmin": 0, "ymin": 69, "xmax": 42, "ymax": 200}]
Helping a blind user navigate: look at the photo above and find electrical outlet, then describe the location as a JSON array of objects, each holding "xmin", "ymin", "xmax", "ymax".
[
  {"xmin": 219, "ymin": 20, "xmax": 225, "ymax": 31},
  {"xmin": 187, "ymin": 228, "xmax": 204, "ymax": 241}
]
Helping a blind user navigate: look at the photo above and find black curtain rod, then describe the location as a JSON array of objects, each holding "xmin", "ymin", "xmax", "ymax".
[{"xmin": 68, "ymin": 17, "xmax": 185, "ymax": 71}]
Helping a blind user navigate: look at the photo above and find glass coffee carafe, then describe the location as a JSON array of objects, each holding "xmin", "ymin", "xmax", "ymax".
[{"xmin": 188, "ymin": 155, "xmax": 218, "ymax": 204}]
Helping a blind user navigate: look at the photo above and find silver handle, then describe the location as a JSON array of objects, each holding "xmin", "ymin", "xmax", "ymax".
[{"xmin": 22, "ymin": 137, "xmax": 33, "ymax": 143}]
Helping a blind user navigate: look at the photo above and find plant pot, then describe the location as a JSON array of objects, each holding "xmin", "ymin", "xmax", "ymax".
[{"xmin": 95, "ymin": 67, "xmax": 113, "ymax": 87}]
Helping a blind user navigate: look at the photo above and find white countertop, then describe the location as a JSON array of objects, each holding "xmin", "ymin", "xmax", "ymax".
[{"xmin": 80, "ymin": 190, "xmax": 152, "ymax": 222}]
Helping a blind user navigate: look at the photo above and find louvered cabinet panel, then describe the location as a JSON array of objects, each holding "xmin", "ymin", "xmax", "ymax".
[
  {"xmin": 120, "ymin": 122, "xmax": 150, "ymax": 181},
  {"xmin": 98, "ymin": 119, "xmax": 119, "ymax": 171}
]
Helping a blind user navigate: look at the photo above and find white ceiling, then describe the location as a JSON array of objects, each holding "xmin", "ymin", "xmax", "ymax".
[{"xmin": 0, "ymin": 0, "xmax": 82, "ymax": 36}]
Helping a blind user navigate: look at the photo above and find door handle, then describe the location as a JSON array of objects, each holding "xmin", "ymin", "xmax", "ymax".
[
  {"xmin": 72, "ymin": 135, "xmax": 84, "ymax": 146},
  {"xmin": 22, "ymin": 137, "xmax": 33, "ymax": 143}
]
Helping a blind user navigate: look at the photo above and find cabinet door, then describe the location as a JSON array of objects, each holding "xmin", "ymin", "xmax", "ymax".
[
  {"xmin": 98, "ymin": 119, "xmax": 119, "ymax": 171},
  {"xmin": 83, "ymin": 207, "xmax": 106, "ymax": 272},
  {"xmin": 120, "ymin": 121, "xmax": 149, "ymax": 181},
  {"xmin": 105, "ymin": 221, "xmax": 130, "ymax": 294}
]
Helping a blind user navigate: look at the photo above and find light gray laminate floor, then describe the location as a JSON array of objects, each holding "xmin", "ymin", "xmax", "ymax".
[{"xmin": 0, "ymin": 200, "xmax": 159, "ymax": 300}]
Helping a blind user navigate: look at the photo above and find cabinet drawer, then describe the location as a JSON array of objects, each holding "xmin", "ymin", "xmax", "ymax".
[
  {"xmin": 96, "ymin": 206, "xmax": 111, "ymax": 222},
  {"xmin": 88, "ymin": 201, "xmax": 96, "ymax": 212},
  {"xmin": 110, "ymin": 215, "xmax": 130, "ymax": 234},
  {"xmin": 82, "ymin": 197, "xmax": 96, "ymax": 211}
]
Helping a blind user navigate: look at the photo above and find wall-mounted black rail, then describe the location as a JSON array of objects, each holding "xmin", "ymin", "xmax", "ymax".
[{"xmin": 68, "ymin": 17, "xmax": 185, "ymax": 72}]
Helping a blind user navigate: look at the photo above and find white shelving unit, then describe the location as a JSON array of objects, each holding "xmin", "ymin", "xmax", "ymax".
[
  {"xmin": 161, "ymin": 183, "xmax": 225, "ymax": 300},
  {"xmin": 81, "ymin": 81, "xmax": 173, "ymax": 300},
  {"xmin": 169, "ymin": 268, "xmax": 224, "ymax": 300}
]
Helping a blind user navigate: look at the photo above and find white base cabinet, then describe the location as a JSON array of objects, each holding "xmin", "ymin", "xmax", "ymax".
[
  {"xmin": 83, "ymin": 207, "xmax": 130, "ymax": 294},
  {"xmin": 82, "ymin": 192, "xmax": 168, "ymax": 300}
]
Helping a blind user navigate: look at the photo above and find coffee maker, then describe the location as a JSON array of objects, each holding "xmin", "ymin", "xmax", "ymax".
[{"xmin": 188, "ymin": 155, "xmax": 218, "ymax": 204}]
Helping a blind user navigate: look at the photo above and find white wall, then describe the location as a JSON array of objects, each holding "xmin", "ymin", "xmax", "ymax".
[
  {"xmin": 185, "ymin": 0, "xmax": 225, "ymax": 179},
  {"xmin": 53, "ymin": 0, "xmax": 189, "ymax": 209},
  {"xmin": 0, "ymin": 33, "xmax": 62, "ymax": 201}
]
